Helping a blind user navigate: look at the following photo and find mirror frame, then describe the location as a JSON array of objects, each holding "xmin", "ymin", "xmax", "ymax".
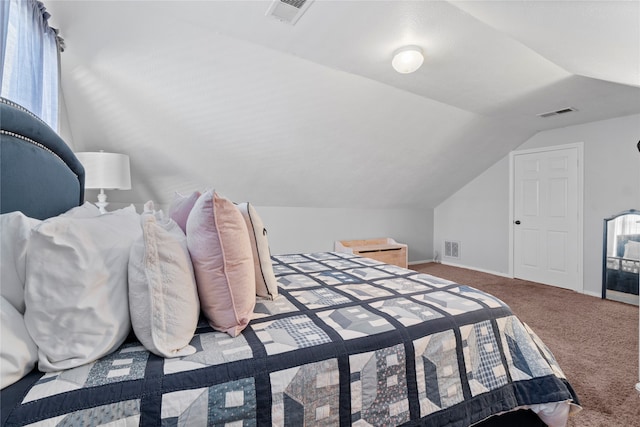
[{"xmin": 602, "ymin": 208, "xmax": 640, "ymax": 300}]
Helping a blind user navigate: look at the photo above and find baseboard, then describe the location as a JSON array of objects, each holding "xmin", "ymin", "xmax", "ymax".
[
  {"xmin": 581, "ymin": 290, "xmax": 601, "ymax": 298},
  {"xmin": 439, "ymin": 261, "xmax": 512, "ymax": 279},
  {"xmin": 408, "ymin": 259, "xmax": 433, "ymax": 266},
  {"xmin": 432, "ymin": 262, "xmax": 607, "ymax": 297}
]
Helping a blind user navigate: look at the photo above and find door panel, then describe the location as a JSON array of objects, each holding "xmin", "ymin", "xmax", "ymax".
[
  {"xmin": 522, "ymin": 229, "xmax": 539, "ymax": 267},
  {"xmin": 522, "ymin": 180, "xmax": 539, "ymax": 216},
  {"xmin": 547, "ymin": 231, "xmax": 567, "ymax": 272},
  {"xmin": 548, "ymin": 178, "xmax": 567, "ymax": 217}
]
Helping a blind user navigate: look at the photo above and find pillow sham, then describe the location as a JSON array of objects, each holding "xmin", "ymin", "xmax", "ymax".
[
  {"xmin": 186, "ymin": 190, "xmax": 255, "ymax": 337},
  {"xmin": 59, "ymin": 201, "xmax": 101, "ymax": 218},
  {"xmin": 0, "ymin": 297, "xmax": 38, "ymax": 389},
  {"xmin": 0, "ymin": 212, "xmax": 41, "ymax": 314},
  {"xmin": 24, "ymin": 205, "xmax": 141, "ymax": 372},
  {"xmin": 129, "ymin": 202, "xmax": 199, "ymax": 358},
  {"xmin": 1, "ymin": 203, "xmax": 100, "ymax": 315},
  {"xmin": 236, "ymin": 202, "xmax": 278, "ymax": 299},
  {"xmin": 168, "ymin": 191, "xmax": 200, "ymax": 234}
]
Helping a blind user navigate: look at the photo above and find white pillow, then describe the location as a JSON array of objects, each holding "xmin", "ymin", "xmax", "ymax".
[
  {"xmin": 0, "ymin": 296, "xmax": 38, "ymax": 389},
  {"xmin": 0, "ymin": 212, "xmax": 41, "ymax": 314},
  {"xmin": 128, "ymin": 202, "xmax": 199, "ymax": 358},
  {"xmin": 623, "ymin": 240, "xmax": 640, "ymax": 261},
  {"xmin": 0, "ymin": 203, "xmax": 101, "ymax": 316},
  {"xmin": 0, "ymin": 204, "xmax": 100, "ymax": 315},
  {"xmin": 24, "ymin": 205, "xmax": 141, "ymax": 372},
  {"xmin": 60, "ymin": 201, "xmax": 101, "ymax": 218},
  {"xmin": 236, "ymin": 202, "xmax": 278, "ymax": 299}
]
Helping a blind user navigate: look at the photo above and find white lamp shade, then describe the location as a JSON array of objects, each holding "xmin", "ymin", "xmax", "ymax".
[
  {"xmin": 392, "ymin": 46, "xmax": 424, "ymax": 74},
  {"xmin": 75, "ymin": 152, "xmax": 131, "ymax": 190}
]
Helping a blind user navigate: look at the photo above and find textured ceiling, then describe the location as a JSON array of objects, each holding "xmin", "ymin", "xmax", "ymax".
[{"xmin": 46, "ymin": 0, "xmax": 640, "ymax": 209}]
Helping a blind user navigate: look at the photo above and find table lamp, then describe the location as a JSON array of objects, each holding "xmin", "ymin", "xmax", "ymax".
[{"xmin": 75, "ymin": 151, "xmax": 131, "ymax": 214}]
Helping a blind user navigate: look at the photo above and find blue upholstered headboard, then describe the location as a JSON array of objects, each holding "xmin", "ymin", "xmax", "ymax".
[{"xmin": 0, "ymin": 98, "xmax": 84, "ymax": 219}]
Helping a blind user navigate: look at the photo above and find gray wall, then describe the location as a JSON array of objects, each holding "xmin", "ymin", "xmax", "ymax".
[
  {"xmin": 256, "ymin": 206, "xmax": 434, "ymax": 263},
  {"xmin": 435, "ymin": 113, "xmax": 640, "ymax": 295},
  {"xmin": 106, "ymin": 201, "xmax": 435, "ymax": 264},
  {"xmin": 434, "ymin": 156, "xmax": 511, "ymax": 275}
]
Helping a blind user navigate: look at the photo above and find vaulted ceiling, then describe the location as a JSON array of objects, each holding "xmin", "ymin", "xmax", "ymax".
[{"xmin": 46, "ymin": 0, "xmax": 640, "ymax": 209}]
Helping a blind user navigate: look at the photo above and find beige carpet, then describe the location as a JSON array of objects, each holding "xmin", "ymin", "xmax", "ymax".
[{"xmin": 410, "ymin": 263, "xmax": 640, "ymax": 427}]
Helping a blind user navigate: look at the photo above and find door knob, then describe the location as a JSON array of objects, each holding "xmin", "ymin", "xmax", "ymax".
[{"xmin": 514, "ymin": 220, "xmax": 521, "ymax": 225}]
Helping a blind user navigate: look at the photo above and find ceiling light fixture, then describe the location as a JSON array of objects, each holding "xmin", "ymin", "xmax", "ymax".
[{"xmin": 392, "ymin": 45, "xmax": 424, "ymax": 74}]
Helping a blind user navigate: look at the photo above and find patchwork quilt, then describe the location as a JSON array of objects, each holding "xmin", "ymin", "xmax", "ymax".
[{"xmin": 1, "ymin": 252, "xmax": 578, "ymax": 426}]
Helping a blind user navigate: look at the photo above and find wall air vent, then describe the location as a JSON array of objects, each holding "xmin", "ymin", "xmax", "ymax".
[
  {"xmin": 266, "ymin": 0, "xmax": 315, "ymax": 25},
  {"xmin": 537, "ymin": 107, "xmax": 578, "ymax": 118},
  {"xmin": 444, "ymin": 240, "xmax": 460, "ymax": 259}
]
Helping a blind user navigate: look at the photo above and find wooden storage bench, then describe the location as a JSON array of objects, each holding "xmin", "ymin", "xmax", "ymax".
[{"xmin": 335, "ymin": 238, "xmax": 408, "ymax": 268}]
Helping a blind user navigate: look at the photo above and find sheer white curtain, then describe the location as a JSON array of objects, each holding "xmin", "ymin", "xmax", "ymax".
[{"xmin": 0, "ymin": 0, "xmax": 61, "ymax": 130}]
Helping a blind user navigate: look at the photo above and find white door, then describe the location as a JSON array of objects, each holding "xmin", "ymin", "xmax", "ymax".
[{"xmin": 513, "ymin": 146, "xmax": 580, "ymax": 291}]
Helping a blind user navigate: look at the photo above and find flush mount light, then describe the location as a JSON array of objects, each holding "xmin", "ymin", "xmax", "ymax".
[{"xmin": 392, "ymin": 45, "xmax": 424, "ymax": 74}]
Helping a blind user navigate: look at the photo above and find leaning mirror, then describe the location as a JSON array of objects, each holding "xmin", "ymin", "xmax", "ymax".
[{"xmin": 602, "ymin": 209, "xmax": 640, "ymax": 305}]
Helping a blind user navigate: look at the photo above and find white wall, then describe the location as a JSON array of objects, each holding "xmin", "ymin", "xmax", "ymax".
[
  {"xmin": 57, "ymin": 90, "xmax": 76, "ymax": 150},
  {"xmin": 434, "ymin": 156, "xmax": 511, "ymax": 275},
  {"xmin": 435, "ymin": 113, "xmax": 640, "ymax": 295},
  {"xmin": 256, "ymin": 206, "xmax": 434, "ymax": 263},
  {"xmin": 104, "ymin": 200, "xmax": 434, "ymax": 263}
]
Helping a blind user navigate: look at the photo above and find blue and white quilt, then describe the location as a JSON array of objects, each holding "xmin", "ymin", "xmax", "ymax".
[{"xmin": 1, "ymin": 252, "xmax": 578, "ymax": 426}]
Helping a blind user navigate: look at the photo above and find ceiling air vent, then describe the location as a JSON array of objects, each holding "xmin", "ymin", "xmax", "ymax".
[
  {"xmin": 537, "ymin": 107, "xmax": 578, "ymax": 118},
  {"xmin": 266, "ymin": 0, "xmax": 314, "ymax": 25}
]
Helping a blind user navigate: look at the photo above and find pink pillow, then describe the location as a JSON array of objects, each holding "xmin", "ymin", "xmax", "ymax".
[
  {"xmin": 168, "ymin": 191, "xmax": 200, "ymax": 233},
  {"xmin": 186, "ymin": 190, "xmax": 255, "ymax": 337}
]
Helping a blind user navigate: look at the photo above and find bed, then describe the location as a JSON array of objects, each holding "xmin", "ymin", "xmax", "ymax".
[{"xmin": 0, "ymin": 97, "xmax": 580, "ymax": 426}]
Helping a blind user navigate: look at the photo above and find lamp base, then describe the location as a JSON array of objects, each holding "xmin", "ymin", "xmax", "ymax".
[{"xmin": 96, "ymin": 190, "xmax": 108, "ymax": 214}]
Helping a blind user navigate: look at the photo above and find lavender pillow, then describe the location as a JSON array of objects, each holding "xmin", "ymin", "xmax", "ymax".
[{"xmin": 168, "ymin": 191, "xmax": 200, "ymax": 233}]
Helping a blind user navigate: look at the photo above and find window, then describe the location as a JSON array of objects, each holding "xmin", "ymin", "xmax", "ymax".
[{"xmin": 0, "ymin": 0, "xmax": 62, "ymax": 130}]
